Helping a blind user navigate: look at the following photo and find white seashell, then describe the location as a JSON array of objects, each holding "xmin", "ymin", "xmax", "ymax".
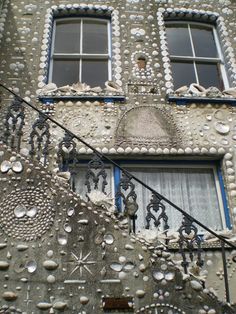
[
  {"xmin": 110, "ymin": 263, "xmax": 123, "ymax": 272},
  {"xmin": 71, "ymin": 82, "xmax": 91, "ymax": 92},
  {"xmin": 190, "ymin": 280, "xmax": 203, "ymax": 291},
  {"xmin": 90, "ymin": 86, "xmax": 103, "ymax": 93},
  {"xmin": 223, "ymin": 87, "xmax": 236, "ymax": 97},
  {"xmin": 12, "ymin": 161, "xmax": 23, "ymax": 173},
  {"xmin": 214, "ymin": 121, "xmax": 230, "ymax": 134},
  {"xmin": 165, "ymin": 272, "xmax": 175, "ymax": 281},
  {"xmin": 67, "ymin": 208, "xmax": 75, "ymax": 217},
  {"xmin": 3, "ymin": 291, "xmax": 18, "ymax": 301},
  {"xmin": 41, "ymin": 83, "xmax": 57, "ymax": 92},
  {"xmin": 136, "ymin": 289, "xmax": 145, "ymax": 298},
  {"xmin": 37, "ymin": 302, "xmax": 52, "ymax": 310},
  {"xmin": 1, "ymin": 160, "xmax": 11, "ymax": 173},
  {"xmin": 14, "ymin": 204, "xmax": 27, "ymax": 218},
  {"xmin": 188, "ymin": 83, "xmax": 206, "ymax": 95},
  {"xmin": 105, "ymin": 80, "xmax": 122, "ymax": 92},
  {"xmin": 43, "ymin": 260, "xmax": 59, "ymax": 270},
  {"xmin": 26, "ymin": 206, "xmax": 38, "ymax": 218},
  {"xmin": 205, "ymin": 86, "xmax": 222, "ymax": 97},
  {"xmin": 25, "ymin": 260, "xmax": 37, "ymax": 273},
  {"xmin": 64, "ymin": 223, "xmax": 72, "ymax": 233},
  {"xmin": 57, "ymin": 85, "xmax": 72, "ymax": 92},
  {"xmin": 123, "ymin": 262, "xmax": 135, "ymax": 271},
  {"xmin": 153, "ymin": 271, "xmax": 164, "ymax": 281},
  {"xmin": 104, "ymin": 234, "xmax": 114, "ymax": 245},
  {"xmin": 53, "ymin": 301, "xmax": 67, "ymax": 309},
  {"xmin": 58, "ymin": 234, "xmax": 67, "ymax": 245},
  {"xmin": 0, "ymin": 261, "xmax": 9, "ymax": 270},
  {"xmin": 79, "ymin": 296, "xmax": 89, "ymax": 305},
  {"xmin": 174, "ymin": 85, "xmax": 188, "ymax": 95}
]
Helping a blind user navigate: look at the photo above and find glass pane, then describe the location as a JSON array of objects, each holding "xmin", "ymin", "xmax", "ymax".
[
  {"xmin": 125, "ymin": 167, "xmax": 223, "ymax": 232},
  {"xmin": 191, "ymin": 25, "xmax": 217, "ymax": 58},
  {"xmin": 196, "ymin": 62, "xmax": 223, "ymax": 89},
  {"xmin": 52, "ymin": 60, "xmax": 80, "ymax": 87},
  {"xmin": 54, "ymin": 21, "xmax": 80, "ymax": 53},
  {"xmin": 83, "ymin": 20, "xmax": 108, "ymax": 54},
  {"xmin": 82, "ymin": 59, "xmax": 108, "ymax": 87},
  {"xmin": 171, "ymin": 61, "xmax": 196, "ymax": 89},
  {"xmin": 166, "ymin": 25, "xmax": 192, "ymax": 56}
]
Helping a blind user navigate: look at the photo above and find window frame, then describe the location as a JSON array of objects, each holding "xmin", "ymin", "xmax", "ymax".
[
  {"xmin": 114, "ymin": 161, "xmax": 229, "ymax": 231},
  {"xmin": 49, "ymin": 17, "xmax": 112, "ymax": 87},
  {"xmin": 165, "ymin": 21, "xmax": 229, "ymax": 90},
  {"xmin": 70, "ymin": 159, "xmax": 230, "ymax": 231}
]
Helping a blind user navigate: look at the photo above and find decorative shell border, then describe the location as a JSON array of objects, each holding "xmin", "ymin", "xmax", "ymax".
[
  {"xmin": 38, "ymin": 4, "xmax": 122, "ymax": 89},
  {"xmin": 69, "ymin": 145, "xmax": 236, "ymax": 227},
  {"xmin": 156, "ymin": 8, "xmax": 236, "ymax": 94},
  {"xmin": 0, "ymin": 0, "xmax": 9, "ymax": 46}
]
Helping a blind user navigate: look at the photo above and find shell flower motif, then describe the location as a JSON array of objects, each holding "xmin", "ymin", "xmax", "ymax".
[{"xmin": 0, "ymin": 160, "xmax": 23, "ymax": 174}]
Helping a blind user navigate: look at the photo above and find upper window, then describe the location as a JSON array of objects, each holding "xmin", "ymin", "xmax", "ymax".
[
  {"xmin": 49, "ymin": 18, "xmax": 111, "ymax": 88},
  {"xmin": 165, "ymin": 22, "xmax": 228, "ymax": 90}
]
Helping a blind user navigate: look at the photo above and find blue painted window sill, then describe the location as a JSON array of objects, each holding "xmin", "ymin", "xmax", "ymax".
[
  {"xmin": 168, "ymin": 95, "xmax": 236, "ymax": 105},
  {"xmin": 38, "ymin": 95, "xmax": 126, "ymax": 103}
]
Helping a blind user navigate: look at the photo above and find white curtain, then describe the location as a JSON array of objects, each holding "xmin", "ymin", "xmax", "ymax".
[{"xmin": 126, "ymin": 167, "xmax": 223, "ymax": 232}]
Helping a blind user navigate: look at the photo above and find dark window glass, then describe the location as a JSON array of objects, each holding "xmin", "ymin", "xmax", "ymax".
[
  {"xmin": 54, "ymin": 22, "xmax": 80, "ymax": 53},
  {"xmin": 83, "ymin": 21, "xmax": 108, "ymax": 54},
  {"xmin": 191, "ymin": 26, "xmax": 217, "ymax": 58},
  {"xmin": 196, "ymin": 63, "xmax": 223, "ymax": 89},
  {"xmin": 82, "ymin": 60, "xmax": 108, "ymax": 87},
  {"xmin": 52, "ymin": 60, "xmax": 80, "ymax": 87},
  {"xmin": 171, "ymin": 61, "xmax": 196, "ymax": 89},
  {"xmin": 166, "ymin": 25, "xmax": 192, "ymax": 56}
]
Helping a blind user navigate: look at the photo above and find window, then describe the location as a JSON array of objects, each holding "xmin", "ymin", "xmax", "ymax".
[
  {"xmin": 50, "ymin": 18, "xmax": 111, "ymax": 88},
  {"xmin": 71, "ymin": 161, "xmax": 229, "ymax": 232},
  {"xmin": 165, "ymin": 22, "xmax": 228, "ymax": 90}
]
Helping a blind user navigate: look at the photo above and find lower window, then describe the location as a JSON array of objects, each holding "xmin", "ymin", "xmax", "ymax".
[{"xmin": 72, "ymin": 161, "xmax": 229, "ymax": 232}]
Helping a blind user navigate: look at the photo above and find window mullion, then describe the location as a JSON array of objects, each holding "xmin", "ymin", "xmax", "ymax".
[
  {"xmin": 80, "ymin": 19, "xmax": 83, "ymax": 83},
  {"xmin": 188, "ymin": 24, "xmax": 199, "ymax": 84}
]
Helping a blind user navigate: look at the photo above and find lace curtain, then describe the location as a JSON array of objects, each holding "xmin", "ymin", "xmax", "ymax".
[{"xmin": 127, "ymin": 167, "xmax": 223, "ymax": 232}]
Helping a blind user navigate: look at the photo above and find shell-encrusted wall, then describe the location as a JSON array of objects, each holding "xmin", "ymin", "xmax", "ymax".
[
  {"xmin": 0, "ymin": 143, "xmax": 235, "ymax": 313},
  {"xmin": 1, "ymin": 0, "xmax": 236, "ymax": 311}
]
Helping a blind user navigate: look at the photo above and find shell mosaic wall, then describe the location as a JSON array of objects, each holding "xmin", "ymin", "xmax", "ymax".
[
  {"xmin": 1, "ymin": 0, "xmax": 236, "ymax": 312},
  {"xmin": 0, "ymin": 144, "xmax": 235, "ymax": 313}
]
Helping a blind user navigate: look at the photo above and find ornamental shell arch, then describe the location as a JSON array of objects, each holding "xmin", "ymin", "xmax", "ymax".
[{"xmin": 115, "ymin": 105, "xmax": 181, "ymax": 148}]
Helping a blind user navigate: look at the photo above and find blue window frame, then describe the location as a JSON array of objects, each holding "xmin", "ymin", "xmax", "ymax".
[{"xmin": 71, "ymin": 160, "xmax": 230, "ymax": 232}]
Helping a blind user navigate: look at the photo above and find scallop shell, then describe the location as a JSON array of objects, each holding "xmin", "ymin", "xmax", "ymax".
[
  {"xmin": 14, "ymin": 204, "xmax": 26, "ymax": 218},
  {"xmin": 0, "ymin": 160, "xmax": 11, "ymax": 173},
  {"xmin": 25, "ymin": 260, "xmax": 37, "ymax": 273},
  {"xmin": 12, "ymin": 161, "xmax": 23, "ymax": 173},
  {"xmin": 214, "ymin": 121, "xmax": 230, "ymax": 134},
  {"xmin": 26, "ymin": 207, "xmax": 38, "ymax": 218}
]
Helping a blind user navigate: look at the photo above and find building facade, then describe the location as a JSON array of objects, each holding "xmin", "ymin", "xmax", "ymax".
[{"xmin": 0, "ymin": 0, "xmax": 236, "ymax": 313}]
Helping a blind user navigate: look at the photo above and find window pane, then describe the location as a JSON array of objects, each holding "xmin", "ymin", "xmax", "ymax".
[
  {"xmin": 191, "ymin": 25, "xmax": 217, "ymax": 58},
  {"xmin": 52, "ymin": 60, "xmax": 80, "ymax": 87},
  {"xmin": 54, "ymin": 21, "xmax": 80, "ymax": 53},
  {"xmin": 126, "ymin": 167, "xmax": 223, "ymax": 232},
  {"xmin": 171, "ymin": 61, "xmax": 196, "ymax": 89},
  {"xmin": 166, "ymin": 25, "xmax": 193, "ymax": 56},
  {"xmin": 196, "ymin": 62, "xmax": 223, "ymax": 89},
  {"xmin": 82, "ymin": 59, "xmax": 108, "ymax": 87},
  {"xmin": 83, "ymin": 20, "xmax": 108, "ymax": 54}
]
